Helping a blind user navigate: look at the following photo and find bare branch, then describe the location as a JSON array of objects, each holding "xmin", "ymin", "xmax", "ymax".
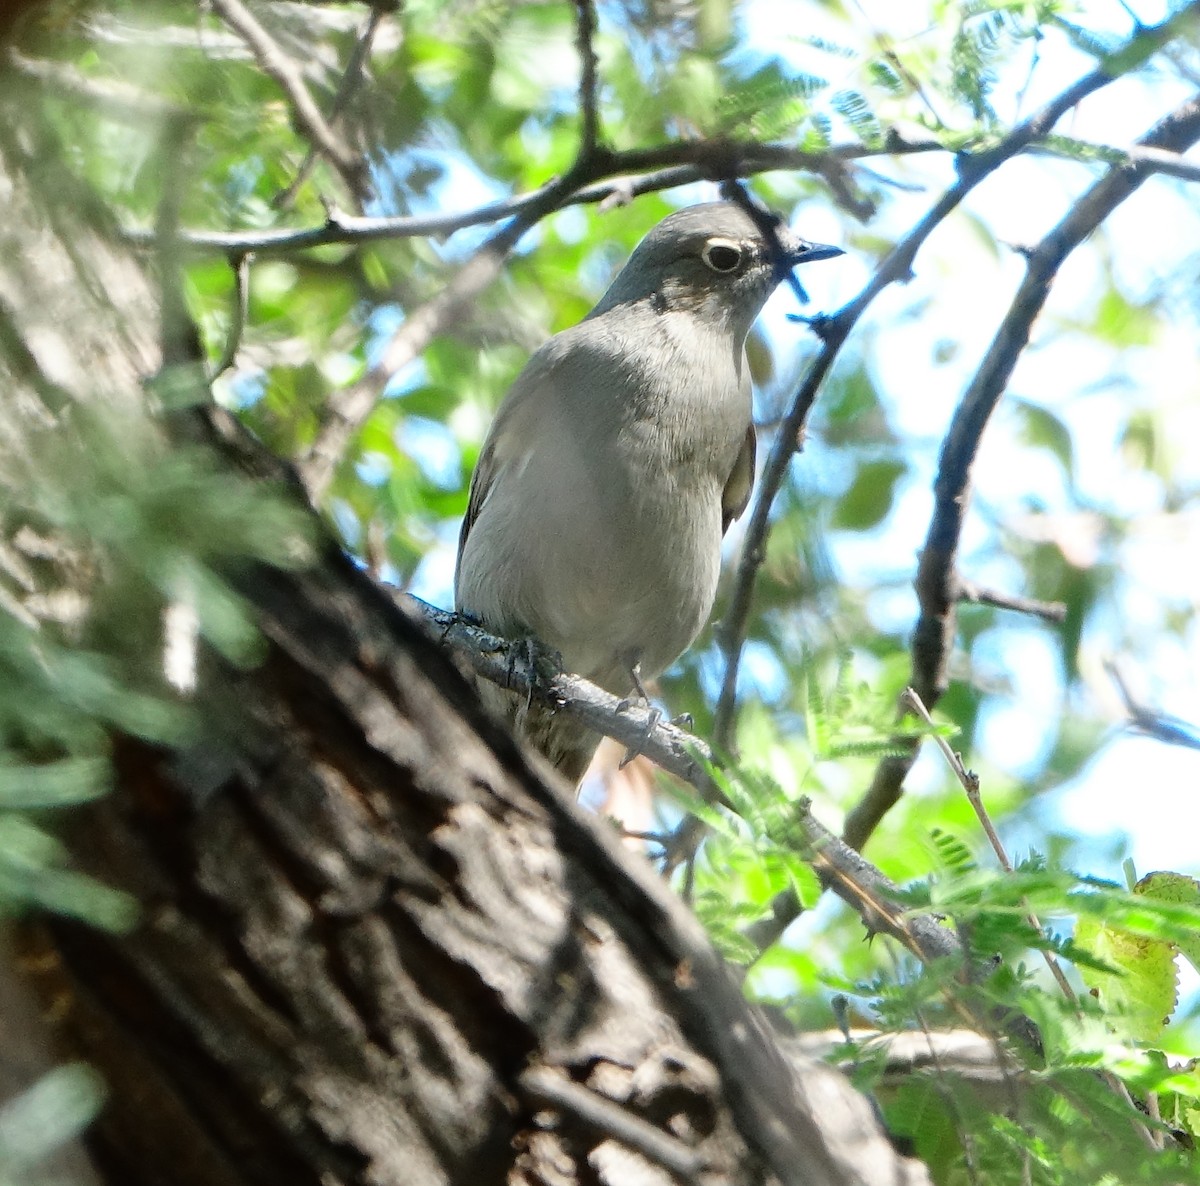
[
  {"xmin": 418, "ymin": 600, "xmax": 961, "ymax": 980},
  {"xmin": 274, "ymin": 1, "xmax": 391, "ymax": 209},
  {"xmin": 741, "ymin": 797, "xmax": 963, "ymax": 966},
  {"xmin": 206, "ymin": 0, "xmax": 369, "ymax": 203},
  {"xmin": 115, "ymin": 133, "xmax": 1200, "ymax": 260},
  {"xmin": 119, "ymin": 136, "xmax": 947, "ymax": 257},
  {"xmin": 415, "ymin": 599, "xmax": 728, "ymax": 807}
]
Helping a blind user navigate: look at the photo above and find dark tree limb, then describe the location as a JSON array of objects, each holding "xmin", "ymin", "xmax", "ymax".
[
  {"xmin": 711, "ymin": 4, "xmax": 1200, "ymax": 759},
  {"xmin": 843, "ymin": 89, "xmax": 1200, "ymax": 851}
]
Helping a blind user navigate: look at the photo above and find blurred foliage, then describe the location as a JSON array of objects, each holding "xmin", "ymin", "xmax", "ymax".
[
  {"xmin": 6, "ymin": 0, "xmax": 1200, "ymax": 1181},
  {"xmin": 0, "ymin": 1064, "xmax": 106, "ymax": 1186}
]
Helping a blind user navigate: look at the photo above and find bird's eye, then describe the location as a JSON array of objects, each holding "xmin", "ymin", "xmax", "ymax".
[{"xmin": 701, "ymin": 241, "xmax": 742, "ymax": 273}]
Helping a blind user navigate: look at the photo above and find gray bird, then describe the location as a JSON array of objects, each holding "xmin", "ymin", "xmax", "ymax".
[{"xmin": 455, "ymin": 201, "xmax": 842, "ymax": 784}]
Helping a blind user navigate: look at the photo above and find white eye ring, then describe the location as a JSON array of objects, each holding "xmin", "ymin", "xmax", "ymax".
[{"xmin": 701, "ymin": 240, "xmax": 743, "ymax": 273}]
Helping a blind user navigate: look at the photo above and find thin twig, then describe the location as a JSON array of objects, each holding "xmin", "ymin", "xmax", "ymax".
[
  {"xmin": 207, "ymin": 0, "xmax": 369, "ymax": 202},
  {"xmin": 957, "ymin": 580, "xmax": 1067, "ymax": 623},
  {"xmin": 908, "ymin": 682, "xmax": 1160, "ymax": 1152},
  {"xmin": 1029, "ymin": 138, "xmax": 1200, "ymax": 182},
  {"xmin": 900, "ymin": 687, "xmax": 1077, "ymax": 1004},
  {"xmin": 1106, "ymin": 658, "xmax": 1200, "ymax": 750},
  {"xmin": 274, "ymin": 1, "xmax": 390, "ymax": 209},
  {"xmin": 209, "ymin": 252, "xmax": 252, "ymax": 380}
]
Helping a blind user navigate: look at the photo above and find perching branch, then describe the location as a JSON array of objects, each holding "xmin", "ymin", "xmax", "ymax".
[
  {"xmin": 417, "ymin": 600, "xmax": 727, "ymax": 807},
  {"xmin": 414, "ymin": 598, "xmax": 973, "ymax": 987}
]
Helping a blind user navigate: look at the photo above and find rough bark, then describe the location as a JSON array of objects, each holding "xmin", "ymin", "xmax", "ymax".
[
  {"xmin": 0, "ymin": 49, "xmax": 928, "ymax": 1186},
  {"xmin": 24, "ymin": 515, "xmax": 925, "ymax": 1186}
]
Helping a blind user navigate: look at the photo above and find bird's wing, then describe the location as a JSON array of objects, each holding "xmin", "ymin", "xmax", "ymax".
[
  {"xmin": 455, "ymin": 438, "xmax": 493, "ymax": 583},
  {"xmin": 455, "ymin": 346, "xmax": 559, "ymax": 590},
  {"xmin": 721, "ymin": 421, "xmax": 756, "ymax": 534}
]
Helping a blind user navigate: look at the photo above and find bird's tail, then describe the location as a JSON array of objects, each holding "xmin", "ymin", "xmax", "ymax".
[{"xmin": 475, "ymin": 679, "xmax": 599, "ymax": 789}]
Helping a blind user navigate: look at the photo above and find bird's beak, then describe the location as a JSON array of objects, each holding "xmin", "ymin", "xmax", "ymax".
[{"xmin": 788, "ymin": 239, "xmax": 845, "ymax": 265}]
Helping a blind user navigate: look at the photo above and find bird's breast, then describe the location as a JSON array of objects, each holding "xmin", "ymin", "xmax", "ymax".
[{"xmin": 456, "ymin": 312, "xmax": 752, "ymax": 691}]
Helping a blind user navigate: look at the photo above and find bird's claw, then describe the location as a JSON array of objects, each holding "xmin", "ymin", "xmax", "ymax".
[{"xmin": 620, "ymin": 704, "xmax": 662, "ymax": 769}]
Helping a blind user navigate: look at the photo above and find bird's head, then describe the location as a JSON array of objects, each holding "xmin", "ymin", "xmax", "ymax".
[{"xmin": 589, "ymin": 201, "xmax": 843, "ymax": 339}]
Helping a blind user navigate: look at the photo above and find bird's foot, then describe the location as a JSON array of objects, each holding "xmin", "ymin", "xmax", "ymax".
[
  {"xmin": 617, "ymin": 660, "xmax": 663, "ymax": 768},
  {"xmin": 506, "ymin": 635, "xmax": 563, "ymax": 709}
]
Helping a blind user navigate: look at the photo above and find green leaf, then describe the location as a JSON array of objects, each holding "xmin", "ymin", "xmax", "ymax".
[
  {"xmin": 830, "ymin": 458, "xmax": 906, "ymax": 530},
  {"xmin": 1094, "ymin": 286, "xmax": 1156, "ymax": 347},
  {"xmin": 1012, "ymin": 397, "xmax": 1075, "ymax": 483},
  {"xmin": 830, "ymin": 88, "xmax": 883, "ymax": 147},
  {"xmin": 0, "ymin": 757, "xmax": 110, "ymax": 810},
  {"xmin": 1075, "ymin": 911, "xmax": 1177, "ymax": 1043},
  {"xmin": 1073, "ymin": 873, "xmax": 1200, "ymax": 1043}
]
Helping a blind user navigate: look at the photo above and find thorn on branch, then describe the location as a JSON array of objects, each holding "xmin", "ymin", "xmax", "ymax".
[
  {"xmin": 956, "ymin": 579, "xmax": 1068, "ymax": 624},
  {"xmin": 1106, "ymin": 658, "xmax": 1200, "ymax": 750}
]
